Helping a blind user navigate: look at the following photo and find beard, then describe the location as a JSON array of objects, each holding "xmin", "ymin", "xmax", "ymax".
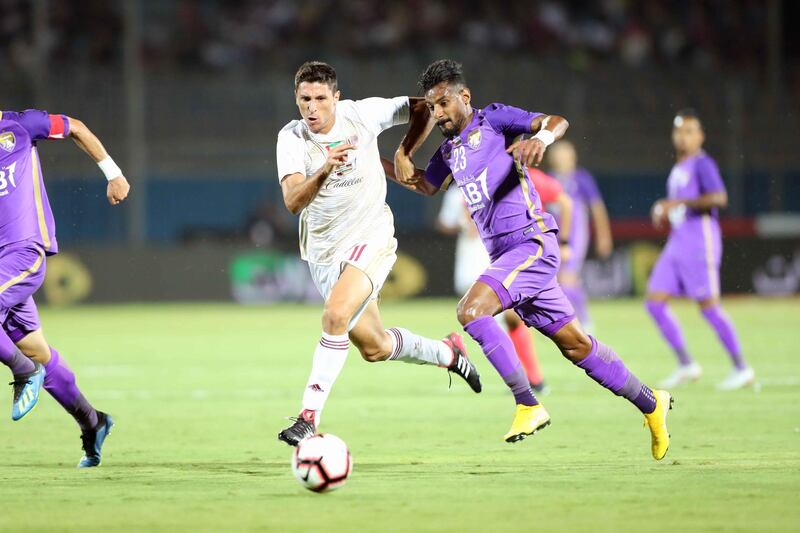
[{"xmin": 437, "ymin": 119, "xmax": 460, "ymax": 138}]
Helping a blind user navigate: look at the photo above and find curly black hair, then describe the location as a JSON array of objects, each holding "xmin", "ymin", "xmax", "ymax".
[
  {"xmin": 294, "ymin": 61, "xmax": 338, "ymax": 92},
  {"xmin": 418, "ymin": 59, "xmax": 466, "ymax": 93}
]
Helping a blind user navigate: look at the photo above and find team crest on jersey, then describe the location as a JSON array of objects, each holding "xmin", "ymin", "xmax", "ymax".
[
  {"xmin": 467, "ymin": 129, "xmax": 481, "ymax": 149},
  {"xmin": 0, "ymin": 132, "xmax": 16, "ymax": 152}
]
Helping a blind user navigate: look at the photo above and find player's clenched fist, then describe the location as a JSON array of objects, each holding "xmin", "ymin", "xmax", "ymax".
[
  {"xmin": 650, "ymin": 198, "xmax": 677, "ymax": 229},
  {"xmin": 107, "ymin": 176, "xmax": 130, "ymax": 205},
  {"xmin": 393, "ymin": 149, "xmax": 419, "ymax": 188},
  {"xmin": 322, "ymin": 143, "xmax": 354, "ymax": 176}
]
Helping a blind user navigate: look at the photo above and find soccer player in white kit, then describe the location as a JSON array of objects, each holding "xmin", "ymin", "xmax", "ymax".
[{"xmin": 276, "ymin": 62, "xmax": 482, "ymax": 446}]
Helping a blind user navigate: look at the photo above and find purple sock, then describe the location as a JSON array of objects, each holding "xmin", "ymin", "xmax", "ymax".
[
  {"xmin": 0, "ymin": 331, "xmax": 36, "ymax": 376},
  {"xmin": 562, "ymin": 284, "xmax": 590, "ymax": 325},
  {"xmin": 44, "ymin": 347, "xmax": 99, "ymax": 431},
  {"xmin": 701, "ymin": 305, "xmax": 747, "ymax": 370},
  {"xmin": 575, "ymin": 336, "xmax": 656, "ymax": 414},
  {"xmin": 464, "ymin": 316, "xmax": 538, "ymax": 406},
  {"xmin": 645, "ymin": 300, "xmax": 693, "ymax": 366}
]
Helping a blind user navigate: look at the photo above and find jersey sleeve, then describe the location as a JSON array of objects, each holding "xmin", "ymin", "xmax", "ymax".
[
  {"xmin": 424, "ymin": 148, "xmax": 453, "ymax": 190},
  {"xmin": 276, "ymin": 129, "xmax": 306, "ymax": 182},
  {"xmin": 1, "ymin": 109, "xmax": 69, "ymax": 140},
  {"xmin": 577, "ymin": 169, "xmax": 603, "ymax": 204},
  {"xmin": 353, "ymin": 97, "xmax": 410, "ymax": 135},
  {"xmin": 528, "ymin": 168, "xmax": 563, "ymax": 204},
  {"xmin": 696, "ymin": 156, "xmax": 726, "ymax": 194},
  {"xmin": 483, "ymin": 103, "xmax": 544, "ymax": 137}
]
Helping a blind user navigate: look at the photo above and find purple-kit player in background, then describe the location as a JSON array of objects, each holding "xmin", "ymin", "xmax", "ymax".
[
  {"xmin": 393, "ymin": 59, "xmax": 672, "ymax": 460},
  {"xmin": 547, "ymin": 140, "xmax": 613, "ymax": 332},
  {"xmin": 0, "ymin": 109, "xmax": 129, "ymax": 467},
  {"xmin": 646, "ymin": 109, "xmax": 754, "ymax": 391}
]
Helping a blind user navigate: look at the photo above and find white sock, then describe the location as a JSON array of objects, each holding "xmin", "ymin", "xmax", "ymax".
[
  {"xmin": 386, "ymin": 327, "xmax": 452, "ymax": 367},
  {"xmin": 301, "ymin": 332, "xmax": 350, "ymax": 413}
]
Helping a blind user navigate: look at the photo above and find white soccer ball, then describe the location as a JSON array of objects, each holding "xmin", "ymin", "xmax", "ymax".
[{"xmin": 291, "ymin": 433, "xmax": 353, "ymax": 492}]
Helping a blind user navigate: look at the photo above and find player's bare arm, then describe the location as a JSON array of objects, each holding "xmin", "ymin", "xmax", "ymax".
[
  {"xmin": 381, "ymin": 156, "xmax": 437, "ymax": 196},
  {"xmin": 280, "ymin": 143, "xmax": 354, "ymax": 215},
  {"xmin": 589, "ymin": 200, "xmax": 613, "ymax": 258},
  {"xmin": 394, "ymin": 97, "xmax": 435, "ymax": 188},
  {"xmin": 67, "ymin": 117, "xmax": 130, "ymax": 205},
  {"xmin": 506, "ymin": 114, "xmax": 569, "ymax": 167},
  {"xmin": 651, "ymin": 191, "xmax": 727, "ymax": 228}
]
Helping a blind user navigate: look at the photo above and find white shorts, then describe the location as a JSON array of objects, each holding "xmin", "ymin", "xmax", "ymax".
[{"xmin": 308, "ymin": 234, "xmax": 398, "ymax": 331}]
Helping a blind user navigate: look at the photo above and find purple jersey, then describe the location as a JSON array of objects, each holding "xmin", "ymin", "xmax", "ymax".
[
  {"xmin": 648, "ymin": 152, "xmax": 726, "ymax": 300},
  {"xmin": 664, "ymin": 152, "xmax": 725, "ymax": 255},
  {"xmin": 554, "ymin": 167, "xmax": 602, "ymax": 271},
  {"xmin": 425, "ymin": 103, "xmax": 558, "ymax": 259},
  {"xmin": 0, "ymin": 110, "xmax": 68, "ymax": 255}
]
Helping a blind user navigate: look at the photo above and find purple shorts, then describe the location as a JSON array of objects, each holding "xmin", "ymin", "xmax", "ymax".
[
  {"xmin": 647, "ymin": 246, "xmax": 720, "ymax": 301},
  {"xmin": 0, "ymin": 242, "xmax": 45, "ymax": 342},
  {"xmin": 479, "ymin": 231, "xmax": 575, "ymax": 336}
]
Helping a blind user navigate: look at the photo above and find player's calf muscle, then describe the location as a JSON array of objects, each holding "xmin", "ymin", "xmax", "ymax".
[
  {"xmin": 16, "ymin": 330, "xmax": 52, "ymax": 364},
  {"xmin": 350, "ymin": 326, "xmax": 392, "ymax": 362},
  {"xmin": 550, "ymin": 322, "xmax": 592, "ymax": 362}
]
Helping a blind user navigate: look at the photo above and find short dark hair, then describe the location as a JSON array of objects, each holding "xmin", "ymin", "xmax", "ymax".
[
  {"xmin": 418, "ymin": 59, "xmax": 466, "ymax": 93},
  {"xmin": 294, "ymin": 61, "xmax": 337, "ymax": 92},
  {"xmin": 674, "ymin": 108, "xmax": 703, "ymax": 128}
]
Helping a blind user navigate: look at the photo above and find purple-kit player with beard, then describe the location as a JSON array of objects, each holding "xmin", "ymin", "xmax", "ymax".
[
  {"xmin": 0, "ymin": 109, "xmax": 129, "ymax": 467},
  {"xmin": 646, "ymin": 109, "xmax": 754, "ymax": 391},
  {"xmin": 394, "ymin": 60, "xmax": 672, "ymax": 460}
]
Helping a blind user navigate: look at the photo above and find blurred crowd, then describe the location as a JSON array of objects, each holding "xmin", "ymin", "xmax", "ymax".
[{"xmin": 0, "ymin": 0, "xmax": 792, "ymax": 74}]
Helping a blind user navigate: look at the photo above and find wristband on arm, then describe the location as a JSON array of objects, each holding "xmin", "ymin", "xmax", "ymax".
[
  {"xmin": 532, "ymin": 129, "xmax": 555, "ymax": 147},
  {"xmin": 98, "ymin": 156, "xmax": 122, "ymax": 181}
]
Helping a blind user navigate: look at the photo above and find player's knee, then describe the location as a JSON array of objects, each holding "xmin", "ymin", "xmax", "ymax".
[
  {"xmin": 456, "ymin": 299, "xmax": 488, "ymax": 326},
  {"xmin": 321, "ymin": 306, "xmax": 352, "ymax": 334}
]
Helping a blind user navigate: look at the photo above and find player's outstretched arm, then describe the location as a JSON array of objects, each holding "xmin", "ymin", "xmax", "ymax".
[
  {"xmin": 590, "ymin": 200, "xmax": 613, "ymax": 258},
  {"xmin": 67, "ymin": 117, "xmax": 130, "ymax": 205},
  {"xmin": 280, "ymin": 143, "xmax": 353, "ymax": 215},
  {"xmin": 507, "ymin": 114, "xmax": 569, "ymax": 167},
  {"xmin": 556, "ymin": 192, "xmax": 573, "ymax": 243}
]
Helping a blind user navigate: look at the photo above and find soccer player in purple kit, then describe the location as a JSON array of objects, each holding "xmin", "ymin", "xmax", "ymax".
[
  {"xmin": 0, "ymin": 109, "xmax": 129, "ymax": 467},
  {"xmin": 548, "ymin": 140, "xmax": 614, "ymax": 332},
  {"xmin": 646, "ymin": 109, "xmax": 754, "ymax": 390},
  {"xmin": 394, "ymin": 60, "xmax": 672, "ymax": 460}
]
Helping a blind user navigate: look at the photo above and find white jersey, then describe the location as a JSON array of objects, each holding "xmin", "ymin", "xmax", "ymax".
[
  {"xmin": 437, "ymin": 186, "xmax": 490, "ymax": 294},
  {"xmin": 276, "ymin": 97, "xmax": 409, "ymax": 264}
]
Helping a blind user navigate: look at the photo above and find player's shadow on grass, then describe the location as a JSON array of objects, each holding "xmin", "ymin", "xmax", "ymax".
[{"xmin": 5, "ymin": 461, "xmax": 288, "ymax": 476}]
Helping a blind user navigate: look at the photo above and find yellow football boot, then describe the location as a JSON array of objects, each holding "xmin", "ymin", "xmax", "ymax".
[
  {"xmin": 644, "ymin": 390, "xmax": 673, "ymax": 460},
  {"xmin": 504, "ymin": 404, "xmax": 551, "ymax": 443}
]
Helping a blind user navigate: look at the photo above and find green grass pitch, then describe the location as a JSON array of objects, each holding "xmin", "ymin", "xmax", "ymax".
[{"xmin": 1, "ymin": 298, "xmax": 798, "ymax": 532}]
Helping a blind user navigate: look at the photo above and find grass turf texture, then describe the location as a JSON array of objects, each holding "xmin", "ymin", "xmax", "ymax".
[{"xmin": 1, "ymin": 298, "xmax": 798, "ymax": 532}]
